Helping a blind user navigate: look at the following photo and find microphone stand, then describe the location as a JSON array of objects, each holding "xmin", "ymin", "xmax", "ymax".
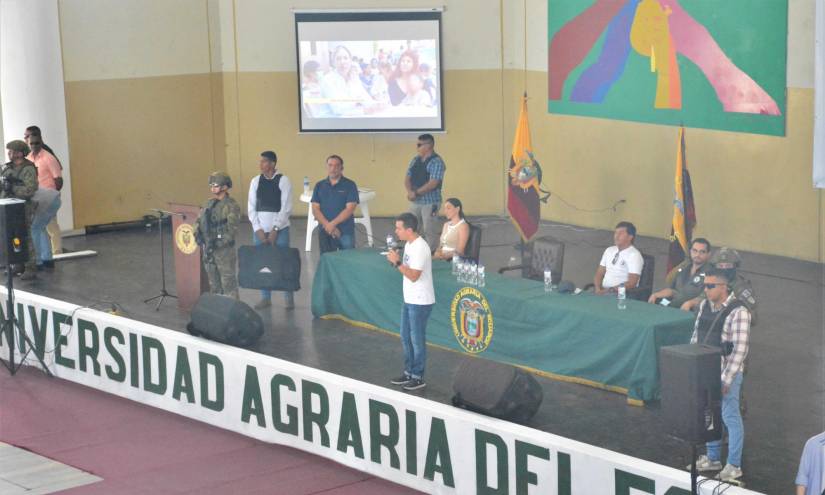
[
  {"xmin": 1, "ymin": 259, "xmax": 53, "ymax": 377},
  {"xmin": 143, "ymin": 209, "xmax": 181, "ymax": 310}
]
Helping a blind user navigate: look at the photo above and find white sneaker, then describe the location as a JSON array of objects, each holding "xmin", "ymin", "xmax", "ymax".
[
  {"xmin": 686, "ymin": 455, "xmax": 723, "ymax": 472},
  {"xmin": 716, "ymin": 464, "xmax": 743, "ymax": 482}
]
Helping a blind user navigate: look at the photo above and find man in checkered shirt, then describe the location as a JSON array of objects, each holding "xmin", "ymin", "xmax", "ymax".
[
  {"xmin": 404, "ymin": 133, "xmax": 445, "ymax": 248},
  {"xmin": 688, "ymin": 265, "xmax": 752, "ymax": 483}
]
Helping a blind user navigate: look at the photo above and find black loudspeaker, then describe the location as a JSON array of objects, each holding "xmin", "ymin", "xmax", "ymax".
[
  {"xmin": 187, "ymin": 294, "xmax": 264, "ymax": 348},
  {"xmin": 452, "ymin": 357, "xmax": 543, "ymax": 423},
  {"xmin": 0, "ymin": 199, "xmax": 28, "ymax": 265},
  {"xmin": 660, "ymin": 344, "xmax": 723, "ymax": 443}
]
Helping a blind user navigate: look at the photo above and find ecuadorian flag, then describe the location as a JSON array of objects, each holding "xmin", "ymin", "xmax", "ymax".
[
  {"xmin": 668, "ymin": 127, "xmax": 697, "ymax": 272},
  {"xmin": 507, "ymin": 94, "xmax": 541, "ymax": 241}
]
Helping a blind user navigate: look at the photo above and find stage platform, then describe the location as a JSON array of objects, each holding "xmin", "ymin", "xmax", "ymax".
[{"xmin": 2, "ymin": 215, "xmax": 821, "ymax": 494}]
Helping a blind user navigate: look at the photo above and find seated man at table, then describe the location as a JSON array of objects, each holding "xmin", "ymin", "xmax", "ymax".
[
  {"xmin": 648, "ymin": 238, "xmax": 711, "ymax": 310},
  {"xmin": 593, "ymin": 221, "xmax": 643, "ymax": 295},
  {"xmin": 311, "ymin": 154, "xmax": 359, "ymax": 254}
]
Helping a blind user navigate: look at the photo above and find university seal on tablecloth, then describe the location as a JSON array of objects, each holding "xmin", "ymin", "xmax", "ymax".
[
  {"xmin": 451, "ymin": 287, "xmax": 494, "ymax": 353},
  {"xmin": 175, "ymin": 223, "xmax": 198, "ymax": 255}
]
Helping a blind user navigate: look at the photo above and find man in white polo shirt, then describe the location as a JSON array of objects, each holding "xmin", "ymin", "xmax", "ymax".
[
  {"xmin": 594, "ymin": 221, "xmax": 644, "ymax": 295},
  {"xmin": 386, "ymin": 212, "xmax": 434, "ymax": 391}
]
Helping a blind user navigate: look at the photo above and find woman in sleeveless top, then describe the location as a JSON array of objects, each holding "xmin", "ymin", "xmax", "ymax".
[{"xmin": 433, "ymin": 197, "xmax": 470, "ymax": 260}]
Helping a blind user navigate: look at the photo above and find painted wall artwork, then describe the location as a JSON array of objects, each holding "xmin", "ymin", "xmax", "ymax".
[{"xmin": 548, "ymin": 0, "xmax": 787, "ymax": 136}]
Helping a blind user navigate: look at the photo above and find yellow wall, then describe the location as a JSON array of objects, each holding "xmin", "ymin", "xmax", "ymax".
[{"xmin": 56, "ymin": 0, "xmax": 824, "ymax": 261}]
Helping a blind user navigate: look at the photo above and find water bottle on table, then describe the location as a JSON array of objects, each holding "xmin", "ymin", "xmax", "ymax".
[
  {"xmin": 477, "ymin": 265, "xmax": 486, "ymax": 288},
  {"xmin": 544, "ymin": 268, "xmax": 553, "ymax": 293},
  {"xmin": 451, "ymin": 255, "xmax": 459, "ymax": 276},
  {"xmin": 617, "ymin": 283, "xmax": 627, "ymax": 310}
]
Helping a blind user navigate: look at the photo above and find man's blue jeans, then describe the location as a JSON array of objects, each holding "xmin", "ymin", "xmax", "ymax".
[
  {"xmin": 707, "ymin": 372, "xmax": 744, "ymax": 467},
  {"xmin": 32, "ymin": 195, "xmax": 60, "ymax": 263},
  {"xmin": 318, "ymin": 228, "xmax": 354, "ymax": 254},
  {"xmin": 399, "ymin": 303, "xmax": 433, "ymax": 380},
  {"xmin": 253, "ymin": 227, "xmax": 294, "ymax": 305}
]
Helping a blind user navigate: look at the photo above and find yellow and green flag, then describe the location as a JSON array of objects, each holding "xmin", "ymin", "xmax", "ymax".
[
  {"xmin": 507, "ymin": 94, "xmax": 542, "ymax": 241},
  {"xmin": 668, "ymin": 127, "xmax": 697, "ymax": 272}
]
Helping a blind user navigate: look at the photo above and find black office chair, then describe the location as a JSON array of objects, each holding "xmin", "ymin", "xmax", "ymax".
[
  {"xmin": 464, "ymin": 224, "xmax": 482, "ymax": 263},
  {"xmin": 626, "ymin": 253, "xmax": 655, "ymax": 301},
  {"xmin": 498, "ymin": 236, "xmax": 565, "ymax": 285}
]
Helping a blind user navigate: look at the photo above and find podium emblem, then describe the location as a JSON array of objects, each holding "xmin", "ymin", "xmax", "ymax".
[
  {"xmin": 450, "ymin": 287, "xmax": 494, "ymax": 354},
  {"xmin": 175, "ymin": 223, "xmax": 198, "ymax": 255}
]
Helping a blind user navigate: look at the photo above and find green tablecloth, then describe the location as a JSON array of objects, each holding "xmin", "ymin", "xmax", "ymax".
[{"xmin": 311, "ymin": 248, "xmax": 695, "ymax": 402}]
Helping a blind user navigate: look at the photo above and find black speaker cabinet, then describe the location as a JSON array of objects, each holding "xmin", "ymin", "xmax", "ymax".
[
  {"xmin": 187, "ymin": 294, "xmax": 263, "ymax": 348},
  {"xmin": 0, "ymin": 199, "xmax": 28, "ymax": 265},
  {"xmin": 660, "ymin": 344, "xmax": 723, "ymax": 443},
  {"xmin": 452, "ymin": 357, "xmax": 543, "ymax": 423}
]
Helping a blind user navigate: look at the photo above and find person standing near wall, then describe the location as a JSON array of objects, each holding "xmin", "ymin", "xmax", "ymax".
[
  {"xmin": 24, "ymin": 126, "xmax": 63, "ymax": 256},
  {"xmin": 248, "ymin": 150, "xmax": 294, "ymax": 310},
  {"xmin": 311, "ymin": 155, "xmax": 359, "ymax": 254},
  {"xmin": 404, "ymin": 133, "xmax": 445, "ymax": 249},
  {"xmin": 26, "ymin": 135, "xmax": 62, "ymax": 269}
]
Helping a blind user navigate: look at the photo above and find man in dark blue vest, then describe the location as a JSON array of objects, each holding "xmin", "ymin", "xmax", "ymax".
[
  {"xmin": 404, "ymin": 134, "xmax": 445, "ymax": 248},
  {"xmin": 688, "ymin": 266, "xmax": 751, "ymax": 483},
  {"xmin": 248, "ymin": 150, "xmax": 294, "ymax": 310}
]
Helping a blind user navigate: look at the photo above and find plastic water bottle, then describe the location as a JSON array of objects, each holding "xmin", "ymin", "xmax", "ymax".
[
  {"xmin": 617, "ymin": 284, "xmax": 627, "ymax": 310},
  {"xmin": 544, "ymin": 268, "xmax": 553, "ymax": 293},
  {"xmin": 303, "ymin": 176, "xmax": 310, "ymax": 195},
  {"xmin": 458, "ymin": 259, "xmax": 466, "ymax": 283},
  {"xmin": 469, "ymin": 261, "xmax": 478, "ymax": 286},
  {"xmin": 477, "ymin": 265, "xmax": 486, "ymax": 287},
  {"xmin": 451, "ymin": 255, "xmax": 459, "ymax": 276}
]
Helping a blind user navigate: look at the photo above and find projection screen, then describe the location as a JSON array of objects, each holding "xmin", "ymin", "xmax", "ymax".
[{"xmin": 295, "ymin": 11, "xmax": 444, "ymax": 132}]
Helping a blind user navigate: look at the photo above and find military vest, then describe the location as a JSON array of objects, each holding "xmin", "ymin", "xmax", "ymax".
[
  {"xmin": 696, "ymin": 299, "xmax": 744, "ymax": 351},
  {"xmin": 256, "ymin": 174, "xmax": 282, "ymax": 212},
  {"xmin": 409, "ymin": 155, "xmax": 439, "ymax": 190}
]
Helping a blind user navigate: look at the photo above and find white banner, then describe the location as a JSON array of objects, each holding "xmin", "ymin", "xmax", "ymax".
[{"xmin": 0, "ymin": 288, "xmax": 761, "ymax": 495}]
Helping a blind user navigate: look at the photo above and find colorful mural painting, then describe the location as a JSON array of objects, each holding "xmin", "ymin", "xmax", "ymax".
[{"xmin": 548, "ymin": 0, "xmax": 787, "ymax": 135}]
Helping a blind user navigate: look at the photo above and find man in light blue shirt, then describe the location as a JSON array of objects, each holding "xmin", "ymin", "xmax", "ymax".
[{"xmin": 796, "ymin": 432, "xmax": 825, "ymax": 495}]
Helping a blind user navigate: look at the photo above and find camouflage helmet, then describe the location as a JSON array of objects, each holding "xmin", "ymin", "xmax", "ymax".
[
  {"xmin": 710, "ymin": 247, "xmax": 742, "ymax": 270},
  {"xmin": 6, "ymin": 140, "xmax": 30, "ymax": 156},
  {"xmin": 208, "ymin": 171, "xmax": 232, "ymax": 188}
]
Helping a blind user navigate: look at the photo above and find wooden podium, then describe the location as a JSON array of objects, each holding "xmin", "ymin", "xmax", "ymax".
[{"xmin": 169, "ymin": 202, "xmax": 209, "ymax": 311}]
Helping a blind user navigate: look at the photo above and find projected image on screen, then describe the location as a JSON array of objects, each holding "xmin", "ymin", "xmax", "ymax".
[{"xmin": 295, "ymin": 12, "xmax": 443, "ymax": 132}]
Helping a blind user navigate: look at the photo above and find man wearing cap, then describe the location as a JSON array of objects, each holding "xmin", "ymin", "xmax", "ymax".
[
  {"xmin": 194, "ymin": 171, "xmax": 241, "ymax": 298},
  {"xmin": 648, "ymin": 238, "xmax": 712, "ymax": 310},
  {"xmin": 688, "ymin": 266, "xmax": 751, "ymax": 482},
  {"xmin": 248, "ymin": 150, "xmax": 294, "ymax": 310},
  {"xmin": 2, "ymin": 141, "xmax": 39, "ymax": 280}
]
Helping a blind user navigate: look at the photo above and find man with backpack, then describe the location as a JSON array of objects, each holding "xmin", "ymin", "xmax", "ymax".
[{"xmin": 687, "ymin": 265, "xmax": 752, "ymax": 483}]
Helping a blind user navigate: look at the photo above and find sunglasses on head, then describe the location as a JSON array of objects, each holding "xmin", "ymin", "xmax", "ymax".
[{"xmin": 611, "ymin": 252, "xmax": 619, "ymax": 265}]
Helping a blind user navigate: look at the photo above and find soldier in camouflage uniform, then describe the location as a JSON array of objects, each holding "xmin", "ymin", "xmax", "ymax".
[
  {"xmin": 3, "ymin": 140, "xmax": 39, "ymax": 280},
  {"xmin": 194, "ymin": 171, "xmax": 241, "ymax": 298}
]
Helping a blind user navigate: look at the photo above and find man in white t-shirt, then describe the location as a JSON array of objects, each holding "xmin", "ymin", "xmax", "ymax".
[
  {"xmin": 594, "ymin": 221, "xmax": 644, "ymax": 295},
  {"xmin": 386, "ymin": 212, "xmax": 434, "ymax": 391}
]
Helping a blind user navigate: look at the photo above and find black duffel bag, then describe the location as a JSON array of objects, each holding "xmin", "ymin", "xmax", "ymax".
[{"xmin": 238, "ymin": 244, "xmax": 301, "ymax": 291}]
